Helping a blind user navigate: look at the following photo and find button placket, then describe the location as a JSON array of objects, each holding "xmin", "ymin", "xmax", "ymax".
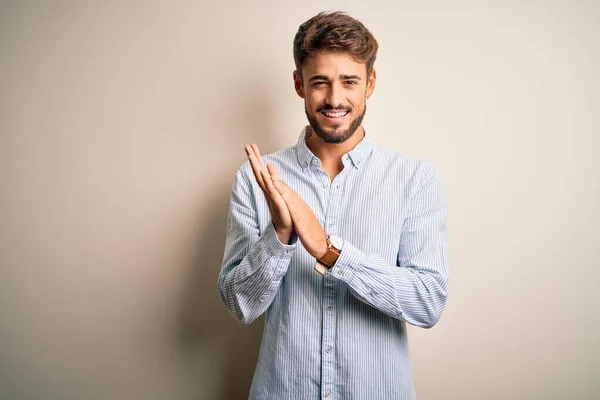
[
  {"xmin": 321, "ymin": 168, "xmax": 346, "ymax": 400},
  {"xmin": 325, "ymin": 180, "xmax": 338, "ymax": 234},
  {"xmin": 322, "ymin": 273, "xmax": 336, "ymax": 398}
]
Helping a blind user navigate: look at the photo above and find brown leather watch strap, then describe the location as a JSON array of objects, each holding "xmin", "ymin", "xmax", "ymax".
[{"xmin": 318, "ymin": 246, "xmax": 341, "ymax": 268}]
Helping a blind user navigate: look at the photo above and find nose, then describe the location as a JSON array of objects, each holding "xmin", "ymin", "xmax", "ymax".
[{"xmin": 326, "ymin": 82, "xmax": 343, "ymax": 109}]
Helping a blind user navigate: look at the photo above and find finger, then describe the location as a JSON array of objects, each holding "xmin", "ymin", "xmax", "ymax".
[
  {"xmin": 271, "ymin": 180, "xmax": 312, "ymax": 233},
  {"xmin": 267, "ymin": 165, "xmax": 290, "ymax": 199},
  {"xmin": 251, "ymin": 144, "xmax": 266, "ymax": 168},
  {"xmin": 261, "ymin": 169, "xmax": 285, "ymax": 206},
  {"xmin": 261, "ymin": 169, "xmax": 289, "ymax": 213},
  {"xmin": 248, "ymin": 144, "xmax": 271, "ymax": 187},
  {"xmin": 246, "ymin": 145, "xmax": 267, "ymax": 191},
  {"xmin": 245, "ymin": 144, "xmax": 260, "ymax": 164},
  {"xmin": 261, "ymin": 169, "xmax": 280, "ymax": 199},
  {"xmin": 271, "ymin": 175, "xmax": 288, "ymax": 198},
  {"xmin": 271, "ymin": 178, "xmax": 297, "ymax": 215},
  {"xmin": 271, "ymin": 176, "xmax": 294, "ymax": 201},
  {"xmin": 266, "ymin": 163, "xmax": 282, "ymax": 181}
]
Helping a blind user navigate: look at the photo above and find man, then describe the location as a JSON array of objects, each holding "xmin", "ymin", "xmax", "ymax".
[{"xmin": 218, "ymin": 11, "xmax": 448, "ymax": 400}]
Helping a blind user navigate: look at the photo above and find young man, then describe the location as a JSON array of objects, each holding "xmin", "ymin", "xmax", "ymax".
[{"xmin": 218, "ymin": 11, "xmax": 449, "ymax": 400}]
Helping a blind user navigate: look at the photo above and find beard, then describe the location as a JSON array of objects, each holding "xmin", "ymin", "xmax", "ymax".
[{"xmin": 305, "ymin": 103, "xmax": 367, "ymax": 144}]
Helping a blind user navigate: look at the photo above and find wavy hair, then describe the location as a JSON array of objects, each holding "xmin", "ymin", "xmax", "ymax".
[{"xmin": 293, "ymin": 11, "xmax": 379, "ymax": 81}]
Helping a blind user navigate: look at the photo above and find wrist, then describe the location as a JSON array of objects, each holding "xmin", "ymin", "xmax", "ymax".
[
  {"xmin": 276, "ymin": 229, "xmax": 293, "ymax": 245},
  {"xmin": 316, "ymin": 239, "xmax": 328, "ymax": 260},
  {"xmin": 317, "ymin": 234, "xmax": 343, "ymax": 268}
]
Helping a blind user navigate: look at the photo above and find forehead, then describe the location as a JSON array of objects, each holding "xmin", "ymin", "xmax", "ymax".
[{"xmin": 302, "ymin": 51, "xmax": 367, "ymax": 78}]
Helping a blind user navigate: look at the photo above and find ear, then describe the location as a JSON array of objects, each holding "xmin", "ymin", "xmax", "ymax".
[
  {"xmin": 366, "ymin": 68, "xmax": 376, "ymax": 99},
  {"xmin": 293, "ymin": 70, "xmax": 305, "ymax": 99}
]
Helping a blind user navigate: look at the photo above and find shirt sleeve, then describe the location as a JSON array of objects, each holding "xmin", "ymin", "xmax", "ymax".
[
  {"xmin": 331, "ymin": 162, "xmax": 449, "ymax": 328},
  {"xmin": 217, "ymin": 166, "xmax": 298, "ymax": 325}
]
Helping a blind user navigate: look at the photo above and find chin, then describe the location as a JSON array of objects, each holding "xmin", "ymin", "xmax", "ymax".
[
  {"xmin": 305, "ymin": 105, "xmax": 367, "ymax": 144},
  {"xmin": 313, "ymin": 125, "xmax": 355, "ymax": 144}
]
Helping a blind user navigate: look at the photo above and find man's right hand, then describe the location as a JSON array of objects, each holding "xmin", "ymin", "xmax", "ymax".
[{"xmin": 245, "ymin": 144, "xmax": 294, "ymax": 244}]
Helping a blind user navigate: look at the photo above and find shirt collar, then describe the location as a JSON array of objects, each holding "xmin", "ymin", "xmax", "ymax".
[{"xmin": 295, "ymin": 125, "xmax": 376, "ymax": 170}]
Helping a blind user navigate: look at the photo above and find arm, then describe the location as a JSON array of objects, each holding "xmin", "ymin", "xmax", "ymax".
[
  {"xmin": 217, "ymin": 167, "xmax": 297, "ymax": 325},
  {"xmin": 333, "ymin": 163, "xmax": 449, "ymax": 328}
]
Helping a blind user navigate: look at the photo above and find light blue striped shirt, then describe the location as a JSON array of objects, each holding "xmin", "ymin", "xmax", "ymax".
[{"xmin": 218, "ymin": 126, "xmax": 449, "ymax": 400}]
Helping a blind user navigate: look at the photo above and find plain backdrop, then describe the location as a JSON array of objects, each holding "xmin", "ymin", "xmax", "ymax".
[{"xmin": 1, "ymin": 1, "xmax": 599, "ymax": 399}]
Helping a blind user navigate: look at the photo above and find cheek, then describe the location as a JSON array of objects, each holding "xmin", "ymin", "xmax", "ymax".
[
  {"xmin": 306, "ymin": 98, "xmax": 322, "ymax": 111},
  {"xmin": 350, "ymin": 96, "xmax": 366, "ymax": 110},
  {"xmin": 307, "ymin": 89, "xmax": 327, "ymax": 103},
  {"xmin": 304, "ymin": 99, "xmax": 315, "ymax": 112}
]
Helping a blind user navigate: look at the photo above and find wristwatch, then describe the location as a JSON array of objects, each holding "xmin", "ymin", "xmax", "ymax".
[{"xmin": 318, "ymin": 234, "xmax": 344, "ymax": 268}]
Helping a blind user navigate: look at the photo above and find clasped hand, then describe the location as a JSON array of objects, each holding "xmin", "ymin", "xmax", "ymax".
[{"xmin": 245, "ymin": 144, "xmax": 327, "ymax": 260}]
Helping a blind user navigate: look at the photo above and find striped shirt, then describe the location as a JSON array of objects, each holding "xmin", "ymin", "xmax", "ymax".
[{"xmin": 218, "ymin": 126, "xmax": 449, "ymax": 400}]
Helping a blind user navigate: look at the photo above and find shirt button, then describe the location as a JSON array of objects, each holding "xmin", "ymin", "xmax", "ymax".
[
  {"xmin": 259, "ymin": 295, "xmax": 266, "ymax": 302},
  {"xmin": 336, "ymin": 269, "xmax": 342, "ymax": 275},
  {"xmin": 329, "ymin": 221, "xmax": 335, "ymax": 226},
  {"xmin": 326, "ymin": 347, "xmax": 331, "ymax": 353},
  {"xmin": 327, "ymin": 305, "xmax": 332, "ymax": 311},
  {"xmin": 324, "ymin": 391, "xmax": 330, "ymax": 397}
]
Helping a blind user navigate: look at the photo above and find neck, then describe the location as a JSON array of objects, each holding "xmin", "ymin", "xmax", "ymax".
[{"xmin": 306, "ymin": 125, "xmax": 365, "ymax": 166}]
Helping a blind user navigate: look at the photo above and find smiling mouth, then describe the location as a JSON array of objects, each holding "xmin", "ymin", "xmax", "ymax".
[{"xmin": 320, "ymin": 110, "xmax": 349, "ymax": 119}]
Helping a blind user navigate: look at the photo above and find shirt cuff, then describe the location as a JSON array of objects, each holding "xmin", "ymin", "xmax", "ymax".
[
  {"xmin": 329, "ymin": 240, "xmax": 366, "ymax": 281},
  {"xmin": 259, "ymin": 222, "xmax": 298, "ymax": 257}
]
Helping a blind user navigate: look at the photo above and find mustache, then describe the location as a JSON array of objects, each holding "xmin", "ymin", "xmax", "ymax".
[{"xmin": 317, "ymin": 104, "xmax": 351, "ymax": 112}]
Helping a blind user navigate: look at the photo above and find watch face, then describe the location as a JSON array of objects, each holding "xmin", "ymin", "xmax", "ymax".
[{"xmin": 329, "ymin": 235, "xmax": 344, "ymax": 250}]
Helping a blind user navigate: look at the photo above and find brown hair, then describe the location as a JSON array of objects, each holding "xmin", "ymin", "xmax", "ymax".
[{"xmin": 293, "ymin": 11, "xmax": 379, "ymax": 81}]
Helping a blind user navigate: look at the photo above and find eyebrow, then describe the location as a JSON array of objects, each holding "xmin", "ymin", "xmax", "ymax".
[{"xmin": 308, "ymin": 74, "xmax": 362, "ymax": 82}]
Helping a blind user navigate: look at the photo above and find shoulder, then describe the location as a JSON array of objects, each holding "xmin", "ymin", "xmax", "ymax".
[
  {"xmin": 262, "ymin": 145, "xmax": 298, "ymax": 168},
  {"xmin": 371, "ymin": 145, "xmax": 441, "ymax": 184}
]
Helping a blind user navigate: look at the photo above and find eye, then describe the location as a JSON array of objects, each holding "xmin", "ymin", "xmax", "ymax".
[
  {"xmin": 346, "ymin": 80, "xmax": 358, "ymax": 85},
  {"xmin": 312, "ymin": 81, "xmax": 327, "ymax": 87}
]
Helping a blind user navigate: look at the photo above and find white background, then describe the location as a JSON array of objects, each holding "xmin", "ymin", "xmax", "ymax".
[{"xmin": 1, "ymin": 1, "xmax": 599, "ymax": 399}]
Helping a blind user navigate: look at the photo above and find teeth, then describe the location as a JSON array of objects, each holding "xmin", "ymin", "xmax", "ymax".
[{"xmin": 323, "ymin": 111, "xmax": 347, "ymax": 118}]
